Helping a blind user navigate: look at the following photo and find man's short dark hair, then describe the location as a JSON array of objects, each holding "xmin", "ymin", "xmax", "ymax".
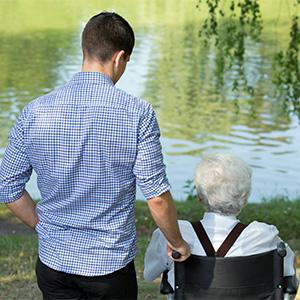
[{"xmin": 82, "ymin": 12, "xmax": 135, "ymax": 63}]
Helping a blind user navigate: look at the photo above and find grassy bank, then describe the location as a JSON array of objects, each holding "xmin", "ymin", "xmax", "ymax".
[
  {"xmin": 1, "ymin": 199, "xmax": 300, "ymax": 299},
  {"xmin": 136, "ymin": 198, "xmax": 300, "ymax": 243}
]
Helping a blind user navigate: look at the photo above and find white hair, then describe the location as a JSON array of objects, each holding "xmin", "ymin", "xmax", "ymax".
[{"xmin": 194, "ymin": 153, "xmax": 252, "ymax": 216}]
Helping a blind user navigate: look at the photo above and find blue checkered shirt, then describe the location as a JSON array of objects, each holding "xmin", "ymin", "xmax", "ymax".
[{"xmin": 0, "ymin": 72, "xmax": 170, "ymax": 276}]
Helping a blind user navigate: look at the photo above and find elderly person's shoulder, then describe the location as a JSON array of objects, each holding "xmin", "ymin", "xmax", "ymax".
[
  {"xmin": 149, "ymin": 220, "xmax": 196, "ymax": 252},
  {"xmin": 152, "ymin": 220, "xmax": 194, "ymax": 237},
  {"xmin": 236, "ymin": 220, "xmax": 282, "ymax": 255},
  {"xmin": 245, "ymin": 220, "xmax": 279, "ymax": 235}
]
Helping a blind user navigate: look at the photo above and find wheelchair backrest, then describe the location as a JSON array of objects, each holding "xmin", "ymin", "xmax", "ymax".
[{"xmin": 174, "ymin": 249, "xmax": 284, "ymax": 300}]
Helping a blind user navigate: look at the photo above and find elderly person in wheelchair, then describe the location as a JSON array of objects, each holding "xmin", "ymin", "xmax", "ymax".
[{"xmin": 144, "ymin": 153, "xmax": 297, "ymax": 299}]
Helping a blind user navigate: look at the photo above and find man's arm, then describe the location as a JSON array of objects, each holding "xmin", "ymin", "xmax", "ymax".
[
  {"xmin": 133, "ymin": 104, "xmax": 190, "ymax": 261},
  {"xmin": 0, "ymin": 105, "xmax": 35, "ymax": 228},
  {"xmin": 147, "ymin": 191, "xmax": 190, "ymax": 262},
  {"xmin": 6, "ymin": 190, "xmax": 38, "ymax": 230}
]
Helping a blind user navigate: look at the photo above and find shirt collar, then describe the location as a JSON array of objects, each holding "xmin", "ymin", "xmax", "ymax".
[
  {"xmin": 70, "ymin": 72, "xmax": 114, "ymax": 87},
  {"xmin": 201, "ymin": 212, "xmax": 238, "ymax": 227}
]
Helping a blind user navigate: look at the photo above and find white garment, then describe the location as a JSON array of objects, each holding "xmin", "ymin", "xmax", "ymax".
[{"xmin": 144, "ymin": 212, "xmax": 295, "ymax": 292}]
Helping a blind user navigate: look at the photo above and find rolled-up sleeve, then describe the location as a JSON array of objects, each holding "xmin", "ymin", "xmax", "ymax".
[
  {"xmin": 133, "ymin": 103, "xmax": 170, "ymax": 199},
  {"xmin": 0, "ymin": 108, "xmax": 32, "ymax": 203}
]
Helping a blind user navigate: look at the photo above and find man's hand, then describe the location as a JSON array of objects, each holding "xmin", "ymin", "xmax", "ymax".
[
  {"xmin": 147, "ymin": 191, "xmax": 191, "ymax": 261},
  {"xmin": 167, "ymin": 240, "xmax": 191, "ymax": 262}
]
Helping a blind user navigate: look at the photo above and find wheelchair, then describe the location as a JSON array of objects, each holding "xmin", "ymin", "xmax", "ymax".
[{"xmin": 160, "ymin": 242, "xmax": 298, "ymax": 300}]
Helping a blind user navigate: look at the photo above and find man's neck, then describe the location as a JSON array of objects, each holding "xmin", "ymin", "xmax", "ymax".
[{"xmin": 81, "ymin": 60, "xmax": 114, "ymax": 83}]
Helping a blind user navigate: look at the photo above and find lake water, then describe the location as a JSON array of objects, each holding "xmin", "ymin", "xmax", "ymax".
[{"xmin": 0, "ymin": 0, "xmax": 299, "ymax": 202}]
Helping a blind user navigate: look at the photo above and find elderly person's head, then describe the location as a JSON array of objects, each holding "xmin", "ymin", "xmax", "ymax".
[{"xmin": 194, "ymin": 153, "xmax": 252, "ymax": 216}]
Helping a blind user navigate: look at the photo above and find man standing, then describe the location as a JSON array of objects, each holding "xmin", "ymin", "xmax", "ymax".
[{"xmin": 0, "ymin": 12, "xmax": 190, "ymax": 299}]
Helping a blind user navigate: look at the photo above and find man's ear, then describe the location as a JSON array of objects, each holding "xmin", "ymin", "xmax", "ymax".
[{"xmin": 112, "ymin": 50, "xmax": 125, "ymax": 68}]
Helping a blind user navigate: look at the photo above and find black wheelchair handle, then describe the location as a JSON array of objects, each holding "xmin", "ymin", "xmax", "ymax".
[
  {"xmin": 277, "ymin": 241, "xmax": 287, "ymax": 258},
  {"xmin": 172, "ymin": 250, "xmax": 182, "ymax": 259}
]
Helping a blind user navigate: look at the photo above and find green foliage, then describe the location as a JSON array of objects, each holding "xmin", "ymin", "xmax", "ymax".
[
  {"xmin": 135, "ymin": 198, "xmax": 300, "ymax": 242},
  {"xmin": 273, "ymin": 16, "xmax": 300, "ymax": 116},
  {"xmin": 197, "ymin": 0, "xmax": 262, "ymax": 44},
  {"xmin": 135, "ymin": 201, "xmax": 157, "ymax": 237},
  {"xmin": 197, "ymin": 0, "xmax": 222, "ymax": 38},
  {"xmin": 239, "ymin": 198, "xmax": 300, "ymax": 241},
  {"xmin": 196, "ymin": 0, "xmax": 300, "ymax": 117},
  {"xmin": 183, "ymin": 179, "xmax": 197, "ymax": 202},
  {"xmin": 197, "ymin": 0, "xmax": 262, "ymax": 92}
]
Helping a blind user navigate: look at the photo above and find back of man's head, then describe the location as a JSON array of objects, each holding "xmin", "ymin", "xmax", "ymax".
[{"xmin": 82, "ymin": 12, "xmax": 135, "ymax": 63}]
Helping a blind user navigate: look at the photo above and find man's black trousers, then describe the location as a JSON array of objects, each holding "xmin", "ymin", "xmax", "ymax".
[{"xmin": 36, "ymin": 257, "xmax": 138, "ymax": 300}]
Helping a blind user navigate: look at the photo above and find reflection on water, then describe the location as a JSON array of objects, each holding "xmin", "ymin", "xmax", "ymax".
[
  {"xmin": 160, "ymin": 115, "xmax": 300, "ymax": 201},
  {"xmin": 0, "ymin": 0, "xmax": 299, "ymax": 201}
]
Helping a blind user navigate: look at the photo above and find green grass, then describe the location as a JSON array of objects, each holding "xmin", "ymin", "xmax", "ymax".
[
  {"xmin": 136, "ymin": 198, "xmax": 300, "ymax": 242},
  {"xmin": 1, "ymin": 199, "xmax": 300, "ymax": 299},
  {"xmin": 0, "ymin": 235, "xmax": 40, "ymax": 299}
]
